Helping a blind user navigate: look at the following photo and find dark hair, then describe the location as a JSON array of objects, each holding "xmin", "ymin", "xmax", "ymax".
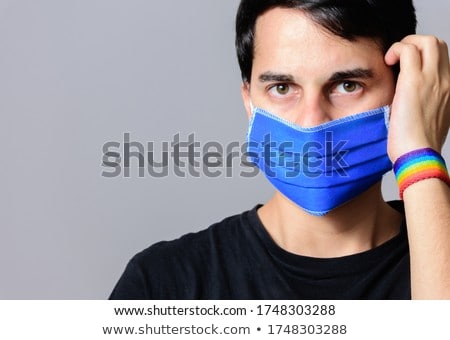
[{"xmin": 236, "ymin": 0, "xmax": 417, "ymax": 82}]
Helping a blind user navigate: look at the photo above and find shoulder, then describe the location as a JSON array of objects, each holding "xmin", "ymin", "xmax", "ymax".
[
  {"xmin": 111, "ymin": 207, "xmax": 260, "ymax": 299},
  {"xmin": 134, "ymin": 209, "xmax": 250, "ymax": 264}
]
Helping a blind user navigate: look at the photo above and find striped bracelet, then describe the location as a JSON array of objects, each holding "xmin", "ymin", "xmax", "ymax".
[{"xmin": 393, "ymin": 148, "xmax": 450, "ymax": 200}]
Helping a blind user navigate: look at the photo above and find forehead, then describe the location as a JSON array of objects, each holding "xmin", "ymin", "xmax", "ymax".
[{"xmin": 253, "ymin": 7, "xmax": 384, "ymax": 81}]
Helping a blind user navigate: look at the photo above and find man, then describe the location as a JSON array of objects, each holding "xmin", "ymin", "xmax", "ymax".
[{"xmin": 110, "ymin": 0, "xmax": 450, "ymax": 299}]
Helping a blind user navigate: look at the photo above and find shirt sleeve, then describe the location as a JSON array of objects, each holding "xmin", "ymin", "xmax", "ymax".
[{"xmin": 108, "ymin": 259, "xmax": 149, "ymax": 300}]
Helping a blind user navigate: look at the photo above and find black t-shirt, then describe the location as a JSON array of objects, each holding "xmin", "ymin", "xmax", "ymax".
[{"xmin": 109, "ymin": 201, "xmax": 410, "ymax": 299}]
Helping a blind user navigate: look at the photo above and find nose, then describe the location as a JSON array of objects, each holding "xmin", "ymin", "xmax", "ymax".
[{"xmin": 294, "ymin": 91, "xmax": 331, "ymax": 128}]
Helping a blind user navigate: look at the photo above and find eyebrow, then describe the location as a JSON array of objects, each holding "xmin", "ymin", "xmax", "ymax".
[
  {"xmin": 258, "ymin": 72, "xmax": 294, "ymax": 83},
  {"xmin": 328, "ymin": 68, "xmax": 374, "ymax": 83},
  {"xmin": 257, "ymin": 68, "xmax": 374, "ymax": 83}
]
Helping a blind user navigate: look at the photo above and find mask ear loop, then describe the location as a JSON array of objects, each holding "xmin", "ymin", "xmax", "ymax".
[
  {"xmin": 246, "ymin": 101, "xmax": 258, "ymax": 142},
  {"xmin": 384, "ymin": 105, "xmax": 391, "ymax": 130}
]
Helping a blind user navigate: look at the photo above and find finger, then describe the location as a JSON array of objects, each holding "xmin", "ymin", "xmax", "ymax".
[
  {"xmin": 437, "ymin": 39, "xmax": 450, "ymax": 73},
  {"xmin": 385, "ymin": 42, "xmax": 401, "ymax": 66},
  {"xmin": 401, "ymin": 35, "xmax": 447, "ymax": 75},
  {"xmin": 385, "ymin": 41, "xmax": 422, "ymax": 77}
]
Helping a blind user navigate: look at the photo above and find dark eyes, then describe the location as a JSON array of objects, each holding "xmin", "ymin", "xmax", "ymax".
[
  {"xmin": 334, "ymin": 81, "xmax": 362, "ymax": 94},
  {"xmin": 267, "ymin": 81, "xmax": 362, "ymax": 98},
  {"xmin": 273, "ymin": 84, "xmax": 291, "ymax": 95},
  {"xmin": 268, "ymin": 83, "xmax": 294, "ymax": 97}
]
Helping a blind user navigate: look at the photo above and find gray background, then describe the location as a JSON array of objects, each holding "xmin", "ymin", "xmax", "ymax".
[{"xmin": 1, "ymin": 0, "xmax": 449, "ymax": 299}]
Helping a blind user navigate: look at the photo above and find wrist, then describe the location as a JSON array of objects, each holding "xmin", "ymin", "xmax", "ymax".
[{"xmin": 393, "ymin": 148, "xmax": 450, "ymax": 199}]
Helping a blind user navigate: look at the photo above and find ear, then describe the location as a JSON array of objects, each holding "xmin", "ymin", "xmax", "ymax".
[{"xmin": 241, "ymin": 82, "xmax": 252, "ymax": 120}]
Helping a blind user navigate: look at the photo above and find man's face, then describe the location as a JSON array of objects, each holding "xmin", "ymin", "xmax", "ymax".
[{"xmin": 242, "ymin": 7, "xmax": 396, "ymax": 127}]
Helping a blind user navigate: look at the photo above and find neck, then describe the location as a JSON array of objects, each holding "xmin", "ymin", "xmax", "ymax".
[{"xmin": 258, "ymin": 183, "xmax": 403, "ymax": 258}]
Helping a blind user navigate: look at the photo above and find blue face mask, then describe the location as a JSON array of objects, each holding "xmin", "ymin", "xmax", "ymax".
[{"xmin": 247, "ymin": 105, "xmax": 392, "ymax": 216}]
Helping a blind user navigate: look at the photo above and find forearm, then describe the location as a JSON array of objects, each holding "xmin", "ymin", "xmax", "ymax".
[{"xmin": 403, "ymin": 179, "xmax": 450, "ymax": 299}]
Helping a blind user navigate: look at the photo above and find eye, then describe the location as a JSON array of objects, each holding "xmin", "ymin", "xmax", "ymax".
[
  {"xmin": 334, "ymin": 81, "xmax": 362, "ymax": 94},
  {"xmin": 268, "ymin": 83, "xmax": 292, "ymax": 97}
]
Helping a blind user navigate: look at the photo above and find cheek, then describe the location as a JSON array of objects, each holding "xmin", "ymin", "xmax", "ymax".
[
  {"xmin": 378, "ymin": 68, "xmax": 397, "ymax": 103},
  {"xmin": 377, "ymin": 80, "xmax": 396, "ymax": 106},
  {"xmin": 360, "ymin": 71, "xmax": 396, "ymax": 110}
]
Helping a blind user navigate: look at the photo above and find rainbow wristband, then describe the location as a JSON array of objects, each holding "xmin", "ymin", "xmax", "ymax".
[{"xmin": 393, "ymin": 148, "xmax": 450, "ymax": 199}]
